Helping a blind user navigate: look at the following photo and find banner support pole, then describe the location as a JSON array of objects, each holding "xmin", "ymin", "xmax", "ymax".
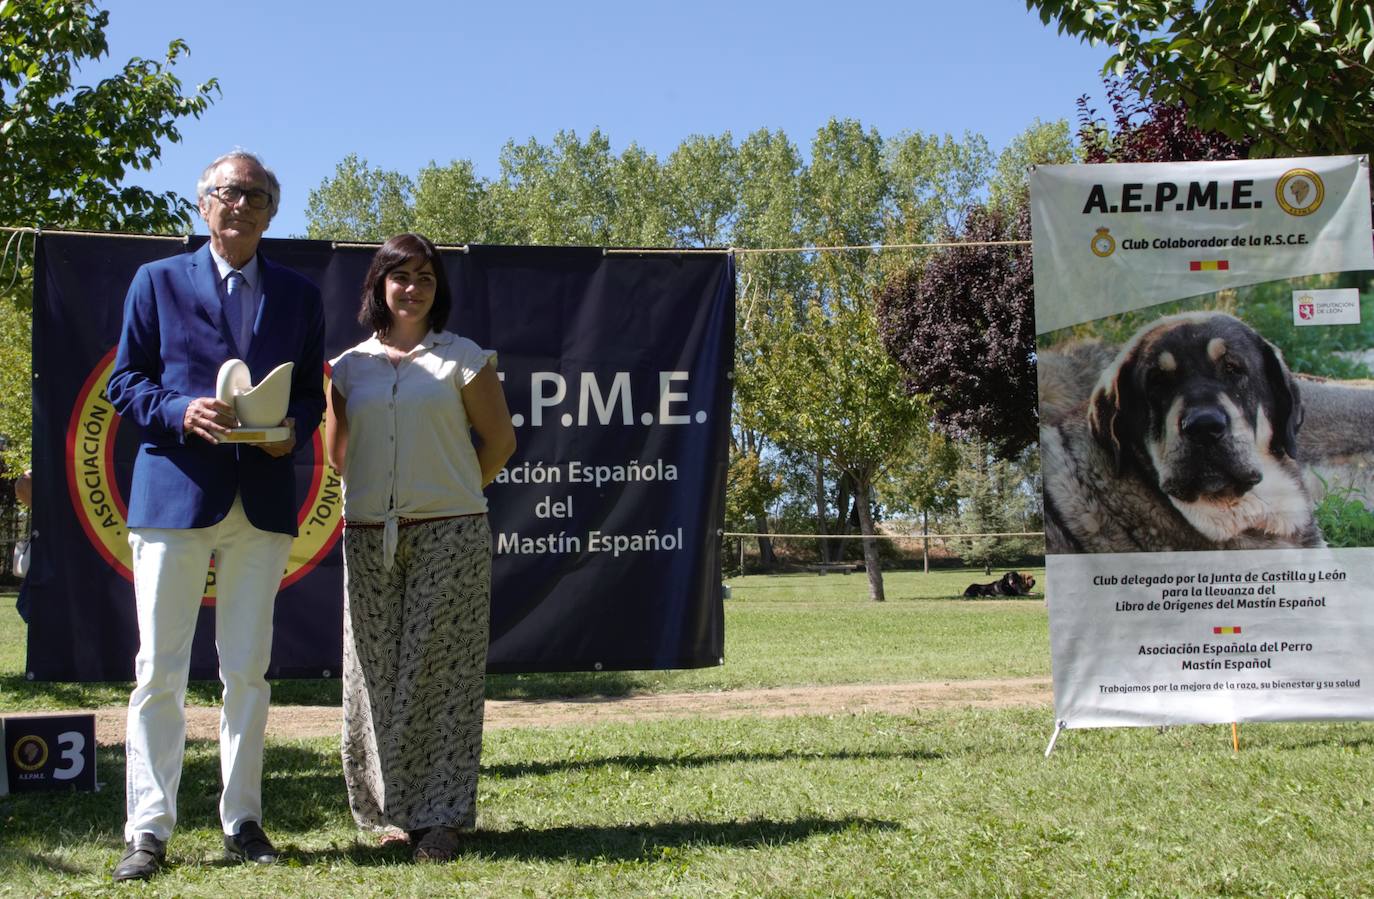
[
  {"xmin": 1231, "ymin": 722, "xmax": 1240, "ymax": 752},
  {"xmin": 1044, "ymin": 719, "xmax": 1066, "ymax": 757}
]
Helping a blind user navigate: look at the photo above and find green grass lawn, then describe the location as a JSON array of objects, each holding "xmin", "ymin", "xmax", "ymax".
[
  {"xmin": 0, "ymin": 567, "xmax": 1052, "ymax": 711},
  {"xmin": 4, "ymin": 713, "xmax": 1374, "ymax": 897},
  {"xmin": 6, "ymin": 569, "xmax": 1374, "ymax": 897}
]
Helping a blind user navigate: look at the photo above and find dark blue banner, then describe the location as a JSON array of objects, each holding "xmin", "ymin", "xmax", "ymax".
[{"xmin": 27, "ymin": 234, "xmax": 732, "ymax": 680}]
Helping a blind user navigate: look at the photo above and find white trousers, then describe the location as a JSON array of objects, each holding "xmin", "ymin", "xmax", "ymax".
[{"xmin": 124, "ymin": 497, "xmax": 292, "ymax": 841}]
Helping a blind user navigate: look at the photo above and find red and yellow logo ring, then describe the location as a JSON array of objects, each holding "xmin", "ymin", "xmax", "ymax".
[{"xmin": 66, "ymin": 349, "xmax": 343, "ymax": 601}]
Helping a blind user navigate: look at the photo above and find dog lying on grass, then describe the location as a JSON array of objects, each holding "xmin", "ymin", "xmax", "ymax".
[{"xmin": 963, "ymin": 571, "xmax": 1037, "ymax": 597}]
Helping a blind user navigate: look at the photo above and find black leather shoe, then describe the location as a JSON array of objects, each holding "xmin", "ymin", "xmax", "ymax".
[
  {"xmin": 112, "ymin": 832, "xmax": 166, "ymax": 882},
  {"xmin": 223, "ymin": 820, "xmax": 279, "ymax": 864}
]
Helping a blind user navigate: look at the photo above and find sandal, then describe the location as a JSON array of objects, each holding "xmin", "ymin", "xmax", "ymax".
[{"xmin": 412, "ymin": 826, "xmax": 462, "ymax": 863}]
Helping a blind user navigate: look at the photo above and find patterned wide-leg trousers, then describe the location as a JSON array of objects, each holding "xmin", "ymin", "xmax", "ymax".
[{"xmin": 341, "ymin": 515, "xmax": 491, "ymax": 832}]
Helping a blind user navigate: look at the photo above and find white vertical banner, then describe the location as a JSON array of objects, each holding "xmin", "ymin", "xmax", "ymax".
[{"xmin": 1031, "ymin": 155, "xmax": 1374, "ymax": 729}]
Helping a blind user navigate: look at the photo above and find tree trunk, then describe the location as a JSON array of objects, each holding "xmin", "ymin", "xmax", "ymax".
[
  {"xmin": 834, "ymin": 473, "xmax": 851, "ymax": 543},
  {"xmin": 813, "ymin": 458, "xmax": 830, "ymax": 564},
  {"xmin": 753, "ymin": 512, "xmax": 777, "ymax": 566},
  {"xmin": 854, "ymin": 472, "xmax": 885, "ymax": 602},
  {"xmin": 922, "ymin": 508, "xmax": 930, "ymax": 574}
]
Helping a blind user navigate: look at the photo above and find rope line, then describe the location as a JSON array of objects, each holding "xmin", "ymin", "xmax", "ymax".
[
  {"xmin": 723, "ymin": 530, "xmax": 1044, "ymax": 541},
  {"xmin": 331, "ymin": 240, "xmax": 470, "ymax": 252},
  {"xmin": 733, "ymin": 239, "xmax": 1031, "ymax": 254},
  {"xmin": 0, "ymin": 225, "xmax": 1033, "ymax": 255},
  {"xmin": 0, "ymin": 225, "xmax": 188, "ymax": 242}
]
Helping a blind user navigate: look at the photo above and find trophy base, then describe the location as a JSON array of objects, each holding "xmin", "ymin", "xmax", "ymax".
[{"xmin": 221, "ymin": 426, "xmax": 290, "ymax": 444}]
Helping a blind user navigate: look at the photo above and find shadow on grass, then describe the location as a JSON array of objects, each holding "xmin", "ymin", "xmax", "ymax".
[
  {"xmin": 0, "ymin": 738, "xmax": 920, "ymax": 865},
  {"xmin": 0, "ymin": 743, "xmax": 348, "ymax": 847},
  {"xmin": 1, "ymin": 740, "xmax": 901, "ymax": 873},
  {"xmin": 487, "ymin": 671, "xmax": 652, "ymax": 700},
  {"xmin": 297, "ymin": 815, "xmax": 901, "ymax": 866},
  {"xmin": 4, "ymin": 671, "xmax": 646, "ymax": 707},
  {"xmin": 0, "ymin": 674, "xmax": 345, "ymax": 708},
  {"xmin": 0, "ymin": 672, "xmax": 129, "ymax": 707},
  {"xmin": 485, "ymin": 745, "xmax": 944, "ymax": 779},
  {"xmin": 0, "ymin": 847, "xmax": 90, "ymax": 876}
]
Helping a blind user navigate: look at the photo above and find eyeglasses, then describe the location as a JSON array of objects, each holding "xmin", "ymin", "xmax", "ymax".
[{"xmin": 210, "ymin": 185, "xmax": 273, "ymax": 210}]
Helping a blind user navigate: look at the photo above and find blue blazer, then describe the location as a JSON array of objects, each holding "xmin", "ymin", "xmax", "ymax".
[{"xmin": 107, "ymin": 243, "xmax": 326, "ymax": 536}]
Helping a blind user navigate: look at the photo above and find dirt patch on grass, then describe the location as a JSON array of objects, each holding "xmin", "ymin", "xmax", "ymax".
[{"xmin": 89, "ymin": 677, "xmax": 1052, "ymax": 745}]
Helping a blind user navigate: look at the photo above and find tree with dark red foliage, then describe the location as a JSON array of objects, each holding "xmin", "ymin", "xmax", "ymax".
[
  {"xmin": 876, "ymin": 201, "xmax": 1036, "ymax": 458},
  {"xmin": 876, "ymin": 81, "xmax": 1250, "ymax": 459},
  {"xmin": 1077, "ymin": 77, "xmax": 1251, "ymax": 164}
]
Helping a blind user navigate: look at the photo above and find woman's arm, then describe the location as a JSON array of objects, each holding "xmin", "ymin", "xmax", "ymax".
[
  {"xmin": 325, "ymin": 381, "xmax": 349, "ymax": 472},
  {"xmin": 462, "ymin": 362, "xmax": 516, "ymax": 486}
]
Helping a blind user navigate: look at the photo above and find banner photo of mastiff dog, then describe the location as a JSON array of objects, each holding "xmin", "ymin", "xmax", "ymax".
[{"xmin": 1040, "ymin": 311, "xmax": 1329, "ymax": 554}]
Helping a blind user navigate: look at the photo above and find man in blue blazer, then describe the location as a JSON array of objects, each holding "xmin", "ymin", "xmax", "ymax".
[{"xmin": 106, "ymin": 150, "xmax": 325, "ymax": 882}]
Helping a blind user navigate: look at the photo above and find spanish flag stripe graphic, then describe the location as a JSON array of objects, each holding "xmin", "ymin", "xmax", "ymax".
[
  {"xmin": 1212, "ymin": 626, "xmax": 1242, "ymax": 635},
  {"xmin": 1190, "ymin": 260, "xmax": 1230, "ymax": 271}
]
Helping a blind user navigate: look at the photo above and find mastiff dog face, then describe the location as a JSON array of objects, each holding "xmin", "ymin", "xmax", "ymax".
[{"xmin": 1042, "ymin": 312, "xmax": 1324, "ymax": 553}]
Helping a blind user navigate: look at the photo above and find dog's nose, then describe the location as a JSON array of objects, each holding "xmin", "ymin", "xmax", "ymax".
[{"xmin": 1181, "ymin": 406, "xmax": 1229, "ymax": 444}]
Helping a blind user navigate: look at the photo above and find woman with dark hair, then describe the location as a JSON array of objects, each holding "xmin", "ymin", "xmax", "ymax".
[{"xmin": 326, "ymin": 233, "xmax": 515, "ymax": 862}]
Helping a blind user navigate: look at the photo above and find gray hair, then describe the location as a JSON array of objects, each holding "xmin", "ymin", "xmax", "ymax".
[{"xmin": 196, "ymin": 150, "xmax": 281, "ymax": 218}]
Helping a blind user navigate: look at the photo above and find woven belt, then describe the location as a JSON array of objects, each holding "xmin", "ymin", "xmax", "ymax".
[{"xmin": 344, "ymin": 513, "xmax": 481, "ymax": 530}]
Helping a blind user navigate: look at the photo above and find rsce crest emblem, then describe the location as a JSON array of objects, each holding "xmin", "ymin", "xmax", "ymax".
[{"xmin": 1090, "ymin": 227, "xmax": 1116, "ymax": 258}]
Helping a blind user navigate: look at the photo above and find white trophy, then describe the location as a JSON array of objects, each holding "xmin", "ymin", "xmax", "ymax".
[{"xmin": 215, "ymin": 359, "xmax": 293, "ymax": 443}]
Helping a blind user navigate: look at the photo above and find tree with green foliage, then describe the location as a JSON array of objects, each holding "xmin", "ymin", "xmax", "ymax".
[
  {"xmin": 1029, "ymin": 0, "xmax": 1374, "ymax": 157},
  {"xmin": 987, "ymin": 118, "xmax": 1075, "ymax": 211},
  {"xmin": 303, "ymin": 154, "xmax": 414, "ymax": 241},
  {"xmin": 607, "ymin": 143, "xmax": 671, "ymax": 247},
  {"xmin": 1, "ymin": 0, "xmax": 218, "ymax": 232},
  {"xmin": 735, "ymin": 128, "xmax": 809, "ymax": 303},
  {"xmin": 724, "ymin": 438, "xmax": 782, "ymax": 569},
  {"xmin": 955, "ymin": 442, "xmax": 1042, "ymax": 573},
  {"xmin": 301, "ymin": 122, "xmax": 1022, "ymax": 580},
  {"xmin": 412, "ymin": 159, "xmax": 489, "ymax": 244},
  {"xmin": 486, "ymin": 129, "xmax": 628, "ymax": 246},
  {"xmin": 744, "ymin": 291, "xmax": 931, "ymax": 600},
  {"xmin": 885, "ymin": 130, "xmax": 994, "ymax": 246},
  {"xmin": 0, "ymin": 0, "xmax": 217, "ymax": 473},
  {"xmin": 663, "ymin": 134, "xmax": 739, "ymax": 248},
  {"xmin": 877, "ymin": 427, "xmax": 961, "ymax": 572},
  {"xmin": 731, "ymin": 129, "xmax": 808, "ymax": 564},
  {"xmin": 735, "ymin": 122, "xmax": 999, "ymax": 577}
]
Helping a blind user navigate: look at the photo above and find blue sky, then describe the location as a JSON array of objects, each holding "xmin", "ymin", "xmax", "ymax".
[{"xmin": 97, "ymin": 0, "xmax": 1111, "ymax": 238}]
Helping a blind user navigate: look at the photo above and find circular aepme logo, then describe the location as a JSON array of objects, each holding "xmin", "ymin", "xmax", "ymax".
[
  {"xmin": 66, "ymin": 349, "xmax": 342, "ymax": 597},
  {"xmin": 12, "ymin": 735, "xmax": 48, "ymax": 772},
  {"xmin": 1275, "ymin": 168, "xmax": 1324, "ymax": 216}
]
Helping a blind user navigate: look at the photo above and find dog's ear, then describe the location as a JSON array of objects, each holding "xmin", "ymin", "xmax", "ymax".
[
  {"xmin": 1259, "ymin": 335, "xmax": 1302, "ymax": 458},
  {"xmin": 1089, "ymin": 345, "xmax": 1137, "ymax": 473}
]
